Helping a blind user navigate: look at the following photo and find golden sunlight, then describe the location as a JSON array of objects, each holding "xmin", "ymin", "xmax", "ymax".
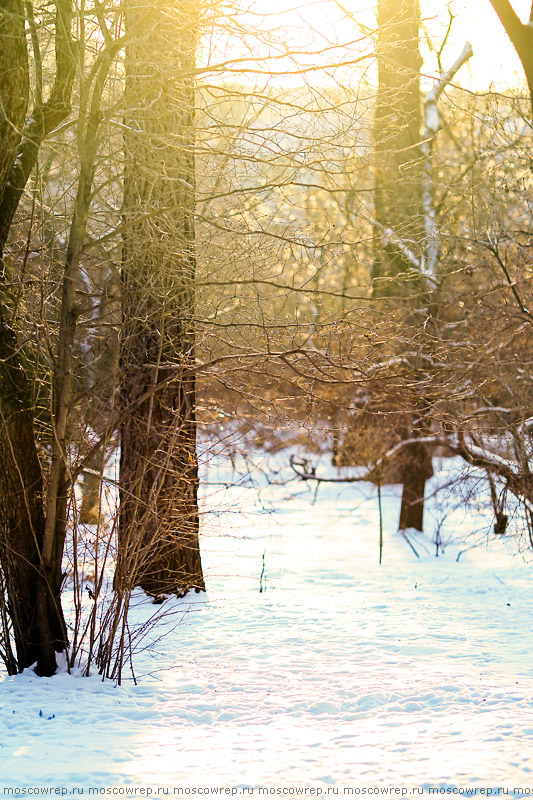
[{"xmin": 232, "ymin": 0, "xmax": 532, "ymax": 91}]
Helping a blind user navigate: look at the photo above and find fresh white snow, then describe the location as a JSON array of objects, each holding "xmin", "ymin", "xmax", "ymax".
[{"xmin": 1, "ymin": 450, "xmax": 532, "ymax": 795}]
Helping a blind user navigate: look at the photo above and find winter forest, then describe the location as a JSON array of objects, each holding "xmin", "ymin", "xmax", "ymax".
[{"xmin": 0, "ymin": 0, "xmax": 532, "ymax": 791}]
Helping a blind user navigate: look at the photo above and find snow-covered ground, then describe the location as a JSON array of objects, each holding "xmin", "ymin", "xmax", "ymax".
[{"xmin": 1, "ymin": 450, "xmax": 532, "ymax": 795}]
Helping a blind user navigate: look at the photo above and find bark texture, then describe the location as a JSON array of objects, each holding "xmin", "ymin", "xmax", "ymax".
[
  {"xmin": 372, "ymin": 0, "xmax": 431, "ymax": 532},
  {"xmin": 0, "ymin": 0, "xmax": 74, "ymax": 675},
  {"xmin": 118, "ymin": 0, "xmax": 204, "ymax": 598},
  {"xmin": 397, "ymin": 423, "xmax": 434, "ymax": 531}
]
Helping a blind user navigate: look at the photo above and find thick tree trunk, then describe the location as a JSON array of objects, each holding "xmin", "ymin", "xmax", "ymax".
[
  {"xmin": 372, "ymin": 0, "xmax": 424, "ymax": 297},
  {"xmin": 0, "ymin": 325, "xmax": 67, "ymax": 675},
  {"xmin": 372, "ymin": 0, "xmax": 432, "ymax": 532},
  {"xmin": 398, "ymin": 436, "xmax": 433, "ymax": 531},
  {"xmin": 118, "ymin": 0, "xmax": 204, "ymax": 598}
]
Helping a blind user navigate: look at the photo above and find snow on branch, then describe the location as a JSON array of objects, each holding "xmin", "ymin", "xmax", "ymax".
[
  {"xmin": 455, "ymin": 436, "xmax": 521, "ymax": 476},
  {"xmin": 368, "ymin": 45, "xmax": 473, "ymax": 284},
  {"xmin": 463, "ymin": 406, "xmax": 514, "ymax": 418},
  {"xmin": 422, "ymin": 42, "xmax": 473, "ymax": 281},
  {"xmin": 451, "ymin": 432, "xmax": 532, "ymax": 509},
  {"xmin": 424, "ymin": 42, "xmax": 473, "ymax": 134},
  {"xmin": 381, "ymin": 226, "xmax": 424, "ymax": 273}
]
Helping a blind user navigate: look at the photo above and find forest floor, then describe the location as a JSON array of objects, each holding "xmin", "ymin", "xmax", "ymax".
[{"xmin": 0, "ymin": 446, "xmax": 532, "ymax": 795}]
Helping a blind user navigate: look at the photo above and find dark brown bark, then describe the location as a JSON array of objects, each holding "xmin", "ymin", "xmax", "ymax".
[
  {"xmin": 0, "ymin": 0, "xmax": 75, "ymax": 675},
  {"xmin": 39, "ymin": 29, "xmax": 121, "ymax": 666},
  {"xmin": 118, "ymin": 1, "xmax": 204, "ymax": 598},
  {"xmin": 0, "ymin": 324, "xmax": 67, "ymax": 675},
  {"xmin": 398, "ymin": 436, "xmax": 433, "ymax": 531}
]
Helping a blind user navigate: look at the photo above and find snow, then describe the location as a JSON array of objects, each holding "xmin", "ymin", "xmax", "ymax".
[{"xmin": 1, "ymin": 451, "xmax": 532, "ymax": 795}]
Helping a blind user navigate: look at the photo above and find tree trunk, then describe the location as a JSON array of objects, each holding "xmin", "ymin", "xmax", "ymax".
[
  {"xmin": 118, "ymin": 0, "xmax": 204, "ymax": 598},
  {"xmin": 80, "ymin": 455, "xmax": 105, "ymax": 525},
  {"xmin": 0, "ymin": 0, "xmax": 74, "ymax": 675},
  {"xmin": 0, "ymin": 325, "xmax": 67, "ymax": 675},
  {"xmin": 488, "ymin": 0, "xmax": 533, "ymax": 112},
  {"xmin": 0, "ymin": 1, "xmax": 29, "ymax": 191},
  {"xmin": 372, "ymin": 0, "xmax": 424, "ymax": 297},
  {"xmin": 372, "ymin": 0, "xmax": 432, "ymax": 532},
  {"xmin": 398, "ymin": 435, "xmax": 433, "ymax": 531}
]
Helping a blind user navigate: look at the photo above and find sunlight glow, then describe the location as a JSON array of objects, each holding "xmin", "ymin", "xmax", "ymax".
[{"xmin": 213, "ymin": 0, "xmax": 533, "ymax": 93}]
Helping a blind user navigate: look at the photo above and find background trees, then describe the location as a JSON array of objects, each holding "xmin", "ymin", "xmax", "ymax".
[{"xmin": 0, "ymin": 0, "xmax": 531, "ymax": 679}]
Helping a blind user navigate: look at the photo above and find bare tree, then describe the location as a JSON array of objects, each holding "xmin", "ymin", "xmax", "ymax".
[
  {"xmin": 369, "ymin": 0, "xmax": 435, "ymax": 532},
  {"xmin": 372, "ymin": 0, "xmax": 423, "ymax": 296},
  {"xmin": 0, "ymin": 0, "xmax": 75, "ymax": 676},
  {"xmin": 488, "ymin": 0, "xmax": 533, "ymax": 111},
  {"xmin": 117, "ymin": 0, "xmax": 205, "ymax": 599}
]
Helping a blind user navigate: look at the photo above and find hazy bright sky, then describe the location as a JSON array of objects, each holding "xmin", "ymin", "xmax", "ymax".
[
  {"xmin": 216, "ymin": 0, "xmax": 532, "ymax": 93},
  {"xmin": 437, "ymin": 0, "xmax": 530, "ymax": 89}
]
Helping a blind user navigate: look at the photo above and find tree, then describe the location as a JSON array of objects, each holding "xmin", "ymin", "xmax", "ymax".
[
  {"xmin": 117, "ymin": 0, "xmax": 205, "ymax": 599},
  {"xmin": 439, "ymin": 0, "xmax": 533, "ymax": 541},
  {"xmin": 370, "ymin": 0, "xmax": 435, "ymax": 532},
  {"xmin": 0, "ymin": 0, "xmax": 131, "ymax": 677},
  {"xmin": 488, "ymin": 0, "xmax": 533, "ymax": 111},
  {"xmin": 365, "ymin": 1, "xmax": 475, "ymax": 534},
  {"xmin": 0, "ymin": 0, "xmax": 76, "ymax": 676},
  {"xmin": 372, "ymin": 0, "xmax": 423, "ymax": 296}
]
